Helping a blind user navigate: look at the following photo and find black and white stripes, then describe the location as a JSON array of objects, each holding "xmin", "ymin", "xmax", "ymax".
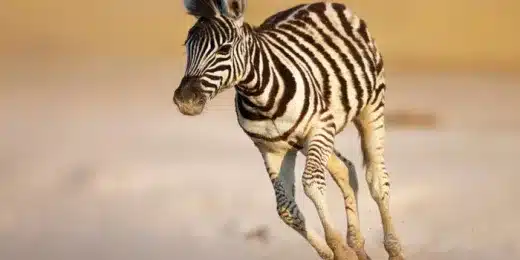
[{"xmin": 173, "ymin": 1, "xmax": 404, "ymax": 259}]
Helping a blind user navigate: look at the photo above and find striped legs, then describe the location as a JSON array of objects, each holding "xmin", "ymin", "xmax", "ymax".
[
  {"xmin": 354, "ymin": 104, "xmax": 405, "ymax": 260},
  {"xmin": 302, "ymin": 126, "xmax": 357, "ymax": 260},
  {"xmin": 261, "ymin": 150, "xmax": 334, "ymax": 260},
  {"xmin": 327, "ymin": 150, "xmax": 371, "ymax": 260}
]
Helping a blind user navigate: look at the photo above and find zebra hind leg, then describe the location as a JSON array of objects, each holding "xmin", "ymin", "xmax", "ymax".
[
  {"xmin": 261, "ymin": 150, "xmax": 334, "ymax": 260},
  {"xmin": 328, "ymin": 150, "xmax": 371, "ymax": 260},
  {"xmin": 354, "ymin": 103, "xmax": 405, "ymax": 260},
  {"xmin": 302, "ymin": 126, "xmax": 358, "ymax": 260}
]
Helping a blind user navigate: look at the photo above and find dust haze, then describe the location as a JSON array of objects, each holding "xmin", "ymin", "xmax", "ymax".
[{"xmin": 1, "ymin": 61, "xmax": 519, "ymax": 259}]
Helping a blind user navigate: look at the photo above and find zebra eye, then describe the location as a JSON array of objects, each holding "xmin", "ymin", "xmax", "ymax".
[{"xmin": 216, "ymin": 44, "xmax": 232, "ymax": 55}]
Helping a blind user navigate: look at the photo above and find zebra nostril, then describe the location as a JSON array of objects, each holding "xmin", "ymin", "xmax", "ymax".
[{"xmin": 173, "ymin": 87, "xmax": 182, "ymax": 101}]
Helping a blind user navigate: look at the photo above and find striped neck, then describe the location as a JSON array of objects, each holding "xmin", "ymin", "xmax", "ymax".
[
  {"xmin": 236, "ymin": 25, "xmax": 272, "ymax": 96},
  {"xmin": 234, "ymin": 25, "xmax": 297, "ymax": 120}
]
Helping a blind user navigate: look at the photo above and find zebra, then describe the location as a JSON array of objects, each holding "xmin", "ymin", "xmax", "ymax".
[{"xmin": 173, "ymin": 1, "xmax": 404, "ymax": 259}]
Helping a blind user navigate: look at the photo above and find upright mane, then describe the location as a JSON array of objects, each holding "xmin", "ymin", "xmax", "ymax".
[{"xmin": 184, "ymin": 0, "xmax": 220, "ymax": 17}]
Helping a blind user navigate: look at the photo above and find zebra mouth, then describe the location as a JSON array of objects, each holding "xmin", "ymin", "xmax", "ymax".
[
  {"xmin": 174, "ymin": 96, "xmax": 206, "ymax": 116},
  {"xmin": 176, "ymin": 103, "xmax": 205, "ymax": 116}
]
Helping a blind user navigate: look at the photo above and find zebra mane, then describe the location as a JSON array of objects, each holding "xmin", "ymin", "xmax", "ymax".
[
  {"xmin": 184, "ymin": 0, "xmax": 246, "ymax": 20},
  {"xmin": 184, "ymin": 0, "xmax": 219, "ymax": 17}
]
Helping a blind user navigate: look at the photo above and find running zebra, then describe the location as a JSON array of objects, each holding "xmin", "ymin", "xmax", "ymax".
[{"xmin": 173, "ymin": 1, "xmax": 404, "ymax": 259}]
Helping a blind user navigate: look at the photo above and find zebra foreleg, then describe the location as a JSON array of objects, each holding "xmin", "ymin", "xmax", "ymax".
[
  {"xmin": 302, "ymin": 127, "xmax": 358, "ymax": 260},
  {"xmin": 261, "ymin": 150, "xmax": 334, "ymax": 260},
  {"xmin": 328, "ymin": 150, "xmax": 371, "ymax": 260}
]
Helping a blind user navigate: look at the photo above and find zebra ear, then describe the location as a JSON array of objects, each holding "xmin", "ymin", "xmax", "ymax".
[
  {"xmin": 184, "ymin": 0, "xmax": 219, "ymax": 18},
  {"xmin": 217, "ymin": 0, "xmax": 246, "ymax": 21}
]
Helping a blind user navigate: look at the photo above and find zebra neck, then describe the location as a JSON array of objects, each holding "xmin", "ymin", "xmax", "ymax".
[{"xmin": 235, "ymin": 31, "xmax": 280, "ymax": 109}]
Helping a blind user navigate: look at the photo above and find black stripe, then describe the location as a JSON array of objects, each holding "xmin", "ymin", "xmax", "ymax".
[
  {"xmin": 261, "ymin": 39, "xmax": 297, "ymax": 119},
  {"xmin": 236, "ymin": 94, "xmax": 270, "ymax": 120},
  {"xmin": 260, "ymin": 4, "xmax": 306, "ymax": 28},
  {"xmin": 332, "ymin": 3, "xmax": 377, "ymax": 89},
  {"xmin": 295, "ymin": 10, "xmax": 358, "ymax": 119},
  {"xmin": 371, "ymin": 83, "xmax": 386, "ymax": 105},
  {"xmin": 317, "ymin": 4, "xmax": 369, "ymax": 116}
]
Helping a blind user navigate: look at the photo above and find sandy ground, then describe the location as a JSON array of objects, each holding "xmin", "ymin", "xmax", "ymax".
[{"xmin": 1, "ymin": 61, "xmax": 520, "ymax": 260}]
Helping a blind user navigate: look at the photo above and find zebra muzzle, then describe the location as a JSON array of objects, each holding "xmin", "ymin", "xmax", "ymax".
[{"xmin": 173, "ymin": 78, "xmax": 207, "ymax": 116}]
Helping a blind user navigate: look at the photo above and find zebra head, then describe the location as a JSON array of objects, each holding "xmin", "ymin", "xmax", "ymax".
[{"xmin": 174, "ymin": 0, "xmax": 248, "ymax": 116}]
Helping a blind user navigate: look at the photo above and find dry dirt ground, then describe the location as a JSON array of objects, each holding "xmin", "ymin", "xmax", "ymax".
[{"xmin": 1, "ymin": 61, "xmax": 519, "ymax": 260}]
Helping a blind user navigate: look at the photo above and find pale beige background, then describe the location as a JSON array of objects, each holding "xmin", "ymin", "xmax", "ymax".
[
  {"xmin": 1, "ymin": 1, "xmax": 520, "ymax": 260},
  {"xmin": 1, "ymin": 0, "xmax": 520, "ymax": 70}
]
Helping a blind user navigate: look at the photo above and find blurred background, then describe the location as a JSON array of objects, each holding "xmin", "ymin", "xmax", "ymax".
[{"xmin": 1, "ymin": 1, "xmax": 519, "ymax": 260}]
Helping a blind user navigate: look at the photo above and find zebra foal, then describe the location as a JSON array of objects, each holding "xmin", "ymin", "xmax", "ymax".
[{"xmin": 173, "ymin": 1, "xmax": 404, "ymax": 259}]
